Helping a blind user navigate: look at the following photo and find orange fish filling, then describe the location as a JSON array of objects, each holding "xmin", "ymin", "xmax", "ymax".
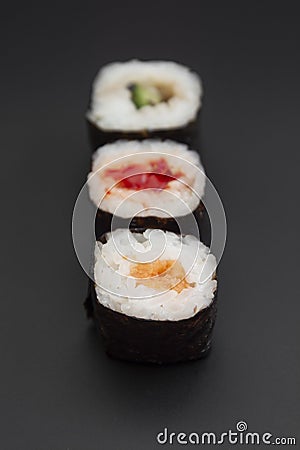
[{"xmin": 130, "ymin": 259, "xmax": 192, "ymax": 294}]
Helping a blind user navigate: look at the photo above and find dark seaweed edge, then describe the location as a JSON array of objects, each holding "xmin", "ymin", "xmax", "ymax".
[
  {"xmin": 94, "ymin": 202, "xmax": 211, "ymax": 247},
  {"xmin": 87, "ymin": 117, "xmax": 201, "ymax": 154},
  {"xmin": 85, "ymin": 281, "xmax": 217, "ymax": 364}
]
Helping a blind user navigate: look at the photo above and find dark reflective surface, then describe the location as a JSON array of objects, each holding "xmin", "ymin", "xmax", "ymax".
[{"xmin": 1, "ymin": 2, "xmax": 299, "ymax": 449}]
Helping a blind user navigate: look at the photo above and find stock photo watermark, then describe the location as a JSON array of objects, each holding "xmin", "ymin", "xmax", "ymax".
[
  {"xmin": 72, "ymin": 146, "xmax": 227, "ymax": 291},
  {"xmin": 156, "ymin": 421, "xmax": 297, "ymax": 446}
]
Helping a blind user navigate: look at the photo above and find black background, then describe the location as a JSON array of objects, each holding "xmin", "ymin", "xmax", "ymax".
[{"xmin": 1, "ymin": 2, "xmax": 299, "ymax": 449}]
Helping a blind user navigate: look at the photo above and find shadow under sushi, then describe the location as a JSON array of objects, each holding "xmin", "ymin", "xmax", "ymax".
[{"xmin": 83, "ymin": 320, "xmax": 219, "ymax": 426}]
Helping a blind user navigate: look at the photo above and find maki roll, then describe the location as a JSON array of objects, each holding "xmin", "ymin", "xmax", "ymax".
[
  {"xmin": 86, "ymin": 228, "xmax": 217, "ymax": 364},
  {"xmin": 87, "ymin": 60, "xmax": 202, "ymax": 151},
  {"xmin": 87, "ymin": 140, "xmax": 208, "ymax": 241}
]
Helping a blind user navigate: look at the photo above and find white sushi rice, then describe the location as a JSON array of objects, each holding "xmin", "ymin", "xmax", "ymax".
[
  {"xmin": 88, "ymin": 140, "xmax": 205, "ymax": 218},
  {"xmin": 94, "ymin": 229, "xmax": 217, "ymax": 321},
  {"xmin": 87, "ymin": 60, "xmax": 202, "ymax": 131}
]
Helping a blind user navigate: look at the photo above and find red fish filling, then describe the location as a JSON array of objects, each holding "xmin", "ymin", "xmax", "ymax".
[{"xmin": 105, "ymin": 158, "xmax": 183, "ymax": 190}]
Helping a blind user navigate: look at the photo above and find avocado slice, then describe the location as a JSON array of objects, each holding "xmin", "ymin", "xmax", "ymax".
[{"xmin": 130, "ymin": 84, "xmax": 162, "ymax": 109}]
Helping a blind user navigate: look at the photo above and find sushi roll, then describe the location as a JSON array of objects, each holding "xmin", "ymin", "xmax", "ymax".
[
  {"xmin": 87, "ymin": 60, "xmax": 202, "ymax": 151},
  {"xmin": 87, "ymin": 140, "xmax": 208, "ymax": 242},
  {"xmin": 85, "ymin": 228, "xmax": 217, "ymax": 364}
]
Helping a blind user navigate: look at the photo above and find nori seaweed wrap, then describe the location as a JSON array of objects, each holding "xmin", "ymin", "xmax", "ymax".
[
  {"xmin": 94, "ymin": 201, "xmax": 211, "ymax": 248},
  {"xmin": 85, "ymin": 229, "xmax": 217, "ymax": 364},
  {"xmin": 86, "ymin": 60, "xmax": 202, "ymax": 152},
  {"xmin": 87, "ymin": 140, "xmax": 210, "ymax": 243},
  {"xmin": 87, "ymin": 119, "xmax": 200, "ymax": 153}
]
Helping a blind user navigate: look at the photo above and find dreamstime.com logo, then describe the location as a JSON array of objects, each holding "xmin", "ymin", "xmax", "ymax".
[{"xmin": 156, "ymin": 421, "xmax": 297, "ymax": 446}]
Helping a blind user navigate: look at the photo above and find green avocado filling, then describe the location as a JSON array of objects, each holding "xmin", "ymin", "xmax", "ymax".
[{"xmin": 129, "ymin": 83, "xmax": 163, "ymax": 109}]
